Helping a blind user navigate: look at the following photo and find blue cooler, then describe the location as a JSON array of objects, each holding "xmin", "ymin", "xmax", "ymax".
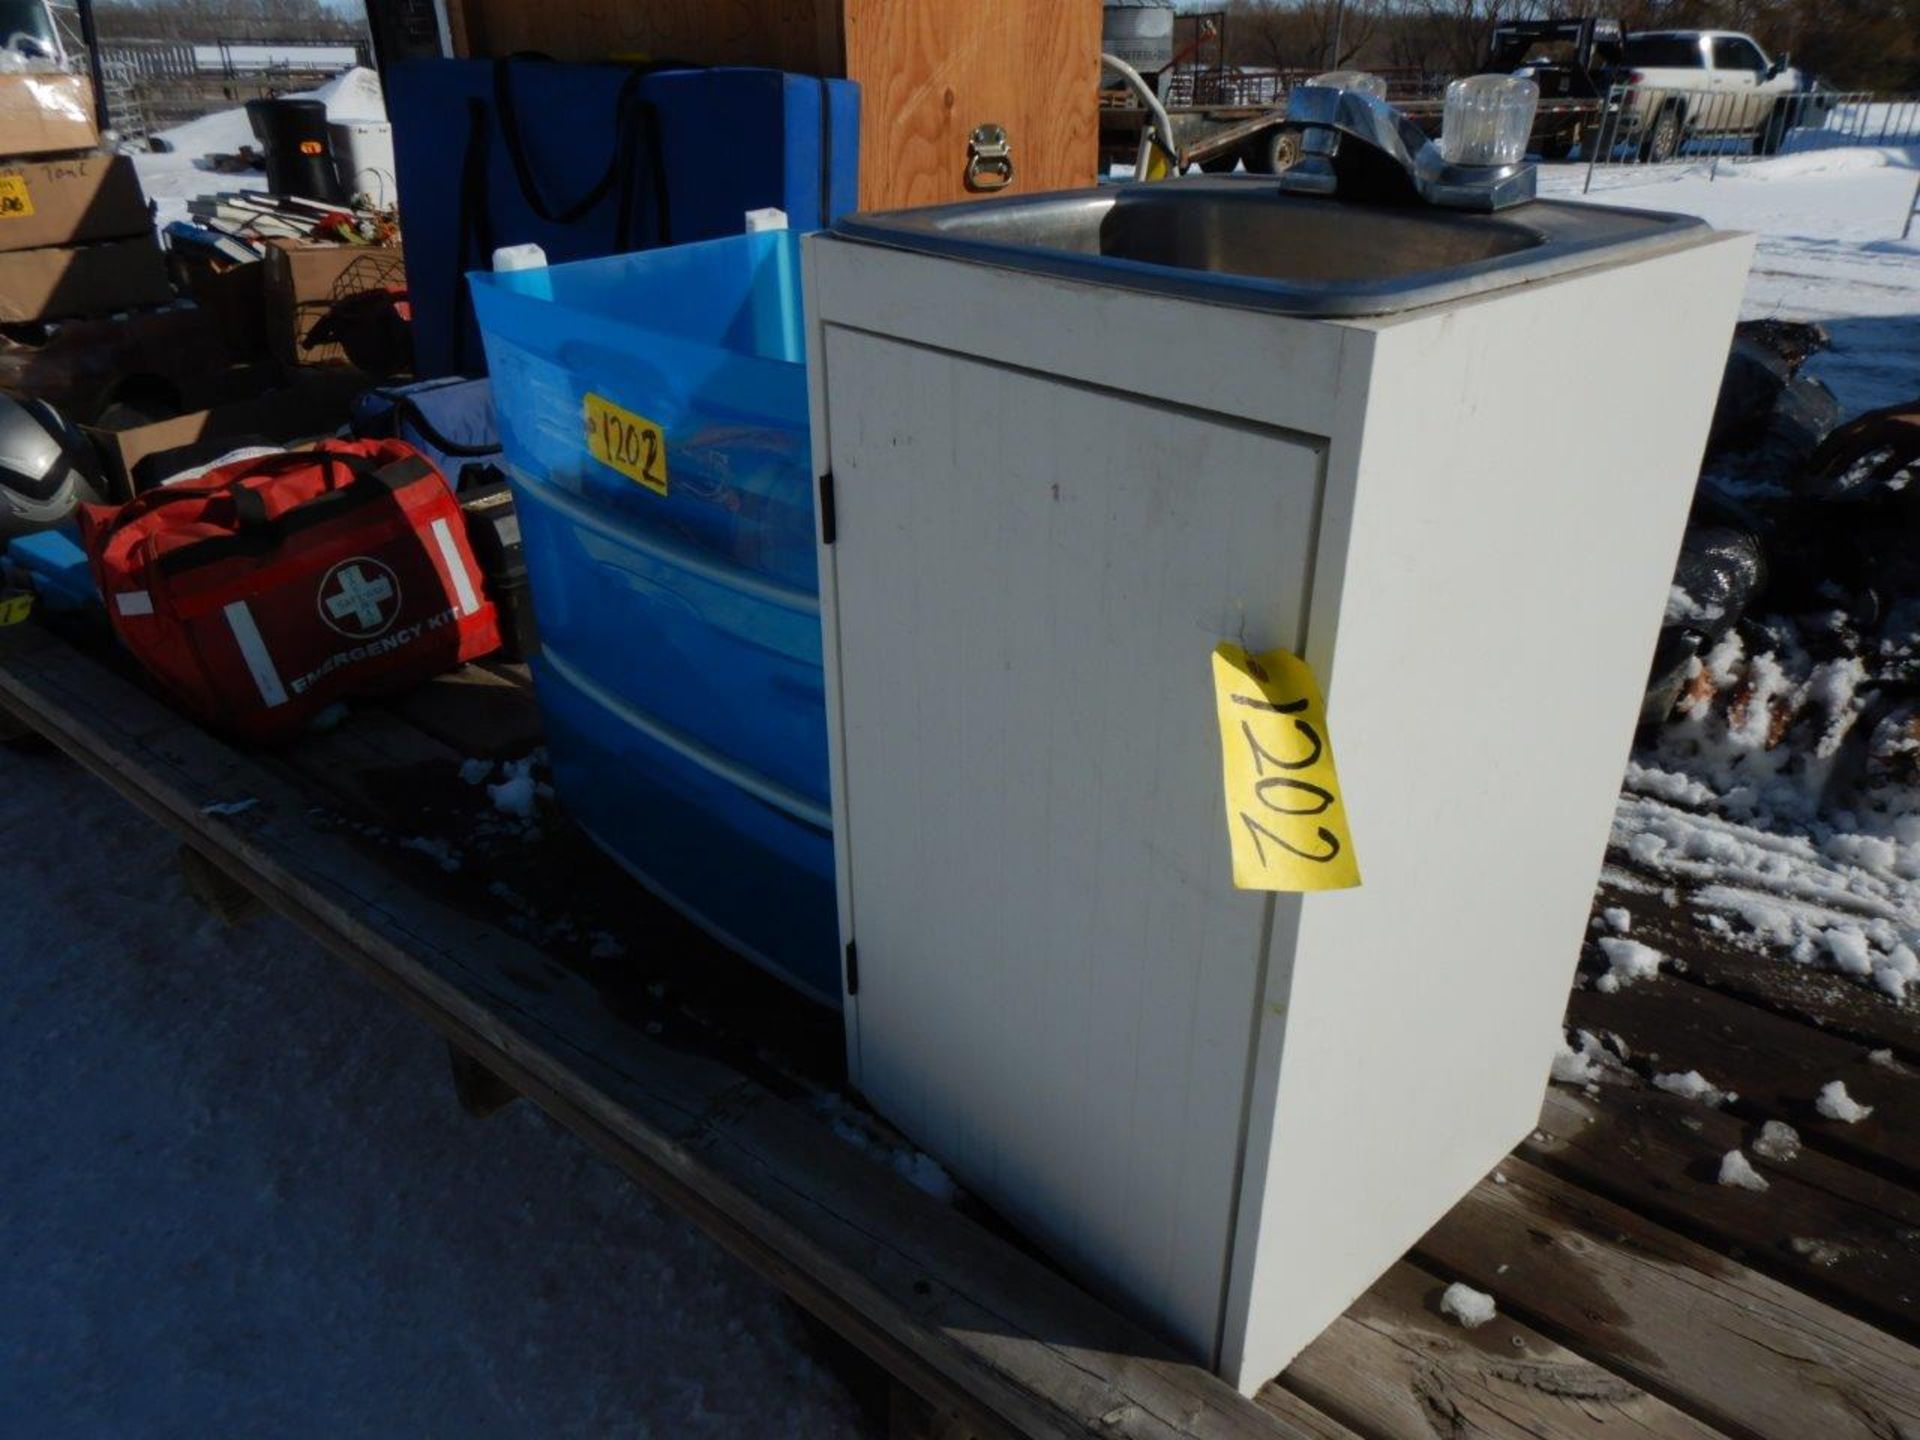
[{"xmin": 469, "ymin": 233, "xmax": 836, "ymax": 1002}]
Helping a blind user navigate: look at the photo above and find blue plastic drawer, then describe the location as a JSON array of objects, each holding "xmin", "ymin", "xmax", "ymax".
[
  {"xmin": 511, "ymin": 470, "xmax": 828, "ymax": 804},
  {"xmin": 470, "ymin": 231, "xmax": 838, "ymax": 1001},
  {"xmin": 538, "ymin": 640, "xmax": 838, "ymax": 1003}
]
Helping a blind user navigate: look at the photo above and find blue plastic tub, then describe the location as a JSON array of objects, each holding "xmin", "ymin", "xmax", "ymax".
[{"xmin": 469, "ymin": 232, "xmax": 837, "ymax": 1003}]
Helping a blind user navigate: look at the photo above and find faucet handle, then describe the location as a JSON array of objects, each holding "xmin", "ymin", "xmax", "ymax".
[
  {"xmin": 1279, "ymin": 76, "xmax": 1539, "ymax": 213},
  {"xmin": 1307, "ymin": 70, "xmax": 1388, "ymax": 101},
  {"xmin": 1439, "ymin": 75, "xmax": 1539, "ymax": 167}
]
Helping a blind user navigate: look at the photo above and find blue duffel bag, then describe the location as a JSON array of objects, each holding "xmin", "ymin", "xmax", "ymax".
[
  {"xmin": 388, "ymin": 57, "xmax": 859, "ymax": 378},
  {"xmin": 350, "ymin": 376, "xmax": 502, "ymax": 490}
]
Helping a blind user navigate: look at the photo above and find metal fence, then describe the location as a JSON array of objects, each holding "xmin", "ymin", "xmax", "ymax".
[
  {"xmin": 1582, "ymin": 84, "xmax": 1920, "ymax": 189},
  {"xmin": 100, "ymin": 36, "xmax": 370, "ymax": 82},
  {"xmin": 1161, "ymin": 65, "xmax": 1446, "ymax": 110}
]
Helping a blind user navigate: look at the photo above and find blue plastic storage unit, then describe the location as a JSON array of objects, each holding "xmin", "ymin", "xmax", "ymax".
[
  {"xmin": 470, "ymin": 233, "xmax": 838, "ymax": 1003},
  {"xmin": 390, "ymin": 59, "xmax": 859, "ymax": 378}
]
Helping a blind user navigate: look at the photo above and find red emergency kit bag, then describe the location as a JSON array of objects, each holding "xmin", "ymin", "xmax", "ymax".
[{"xmin": 80, "ymin": 438, "xmax": 501, "ymax": 742}]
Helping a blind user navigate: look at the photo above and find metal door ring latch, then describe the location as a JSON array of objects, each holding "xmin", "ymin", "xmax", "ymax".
[{"xmin": 966, "ymin": 123, "xmax": 1014, "ymax": 191}]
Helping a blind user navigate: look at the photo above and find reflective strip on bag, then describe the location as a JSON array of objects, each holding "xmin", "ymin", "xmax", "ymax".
[
  {"xmin": 114, "ymin": 590, "xmax": 153, "ymax": 617},
  {"xmin": 429, "ymin": 516, "xmax": 482, "ymax": 618},
  {"xmin": 222, "ymin": 600, "xmax": 288, "ymax": 708}
]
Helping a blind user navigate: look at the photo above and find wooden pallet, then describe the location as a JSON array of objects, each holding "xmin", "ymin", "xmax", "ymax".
[{"xmin": 3, "ymin": 622, "xmax": 1917, "ymax": 1440}]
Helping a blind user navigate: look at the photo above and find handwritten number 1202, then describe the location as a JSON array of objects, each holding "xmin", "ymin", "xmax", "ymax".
[{"xmin": 1230, "ymin": 691, "xmax": 1341, "ymax": 867}]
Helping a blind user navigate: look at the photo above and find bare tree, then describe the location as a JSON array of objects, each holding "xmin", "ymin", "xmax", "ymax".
[
  {"xmin": 93, "ymin": 0, "xmax": 363, "ymax": 43},
  {"xmin": 1403, "ymin": 0, "xmax": 1544, "ymax": 77},
  {"xmin": 1226, "ymin": 0, "xmax": 1385, "ymax": 71}
]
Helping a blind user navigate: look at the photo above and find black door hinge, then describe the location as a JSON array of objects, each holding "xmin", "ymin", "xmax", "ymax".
[
  {"xmin": 844, "ymin": 938, "xmax": 859, "ymax": 996},
  {"xmin": 818, "ymin": 470, "xmax": 837, "ymax": 545}
]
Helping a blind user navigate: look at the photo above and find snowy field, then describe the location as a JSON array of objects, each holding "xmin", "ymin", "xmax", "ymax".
[
  {"xmin": 132, "ymin": 67, "xmax": 385, "ymax": 230},
  {"xmin": 1546, "ymin": 147, "xmax": 1920, "ymax": 1012},
  {"xmin": 1544, "ymin": 147, "xmax": 1920, "ymax": 412},
  {"xmin": 0, "ymin": 743, "xmax": 874, "ymax": 1437}
]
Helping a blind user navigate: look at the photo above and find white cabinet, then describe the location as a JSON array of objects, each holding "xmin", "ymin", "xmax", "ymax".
[{"xmin": 805, "ymin": 219, "xmax": 1752, "ymax": 1392}]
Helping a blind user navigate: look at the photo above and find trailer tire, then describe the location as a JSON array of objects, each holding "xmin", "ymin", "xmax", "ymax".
[
  {"xmin": 1641, "ymin": 103, "xmax": 1684, "ymax": 163},
  {"xmin": 1196, "ymin": 151, "xmax": 1239, "ymax": 173},
  {"xmin": 1244, "ymin": 125, "xmax": 1303, "ymax": 175}
]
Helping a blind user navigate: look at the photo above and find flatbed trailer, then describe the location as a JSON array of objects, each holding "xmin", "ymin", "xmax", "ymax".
[
  {"xmin": 4, "ymin": 616, "xmax": 1919, "ymax": 1440},
  {"xmin": 1098, "ymin": 95, "xmax": 1609, "ymax": 175}
]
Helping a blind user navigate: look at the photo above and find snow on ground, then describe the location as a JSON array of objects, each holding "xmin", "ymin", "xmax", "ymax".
[
  {"xmin": 1539, "ymin": 147, "xmax": 1920, "ymax": 1011},
  {"xmin": 132, "ymin": 66, "xmax": 387, "ymax": 230},
  {"xmin": 0, "ymin": 741, "xmax": 872, "ymax": 1438},
  {"xmin": 1542, "ymin": 146, "xmax": 1920, "ymax": 413}
]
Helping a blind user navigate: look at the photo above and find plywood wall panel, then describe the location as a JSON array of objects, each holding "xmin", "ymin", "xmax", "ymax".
[{"xmin": 843, "ymin": 0, "xmax": 1099, "ymax": 208}]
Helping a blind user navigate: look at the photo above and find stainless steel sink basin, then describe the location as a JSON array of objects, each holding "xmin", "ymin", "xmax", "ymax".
[{"xmin": 832, "ymin": 177, "xmax": 1710, "ymax": 317}]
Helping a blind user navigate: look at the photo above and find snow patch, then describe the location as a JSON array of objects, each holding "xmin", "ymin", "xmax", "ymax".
[
  {"xmin": 1652, "ymin": 1069, "xmax": 1736, "ymax": 1107},
  {"xmin": 1439, "ymin": 1283, "xmax": 1496, "ymax": 1329},
  {"xmin": 1814, "ymin": 1080, "xmax": 1874, "ymax": 1124},
  {"xmin": 1752, "ymin": 1119, "xmax": 1802, "ymax": 1162},
  {"xmin": 1717, "ymin": 1149, "xmax": 1769, "ymax": 1192},
  {"xmin": 1595, "ymin": 937, "xmax": 1663, "ymax": 991},
  {"xmin": 487, "ymin": 756, "xmax": 548, "ymax": 820}
]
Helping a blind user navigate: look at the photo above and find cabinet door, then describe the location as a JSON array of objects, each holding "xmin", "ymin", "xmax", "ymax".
[{"xmin": 820, "ymin": 325, "xmax": 1326, "ymax": 1360}]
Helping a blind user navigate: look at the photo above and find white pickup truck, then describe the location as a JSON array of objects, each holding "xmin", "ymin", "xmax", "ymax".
[{"xmin": 1613, "ymin": 30, "xmax": 1812, "ymax": 160}]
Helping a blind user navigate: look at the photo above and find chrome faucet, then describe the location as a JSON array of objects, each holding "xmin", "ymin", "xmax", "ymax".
[{"xmin": 1278, "ymin": 84, "xmax": 1537, "ymax": 213}]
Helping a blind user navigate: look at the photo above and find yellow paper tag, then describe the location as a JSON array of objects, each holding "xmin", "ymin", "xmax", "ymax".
[
  {"xmin": 1212, "ymin": 642, "xmax": 1360, "ymax": 891},
  {"xmin": 583, "ymin": 392, "xmax": 668, "ymax": 496},
  {"xmin": 0, "ymin": 591, "xmax": 34, "ymax": 626},
  {"xmin": 0, "ymin": 174, "xmax": 32, "ymax": 219}
]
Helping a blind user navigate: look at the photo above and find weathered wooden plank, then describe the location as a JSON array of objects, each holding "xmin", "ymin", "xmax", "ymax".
[
  {"xmin": 383, "ymin": 664, "xmax": 544, "ymax": 760},
  {"xmin": 1278, "ymin": 1261, "xmax": 1726, "ymax": 1440},
  {"xmin": 1415, "ymin": 1158, "xmax": 1920, "ymax": 1440},
  {"xmin": 1567, "ymin": 970, "xmax": 1919, "ymax": 1186},
  {"xmin": 1250, "ymin": 1389, "xmax": 1362, "ymax": 1440},
  {"xmin": 1526, "ymin": 1085, "xmax": 1920, "ymax": 1343},
  {"xmin": 1595, "ymin": 871, "xmax": 1920, "ymax": 1061},
  {"xmin": 0, "ymin": 622, "xmax": 1321, "ymax": 1440}
]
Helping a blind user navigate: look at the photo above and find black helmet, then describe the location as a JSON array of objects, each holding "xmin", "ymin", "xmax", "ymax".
[{"xmin": 0, "ymin": 393, "xmax": 102, "ymax": 539}]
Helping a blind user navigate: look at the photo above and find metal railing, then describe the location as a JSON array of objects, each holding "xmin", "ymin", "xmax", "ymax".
[
  {"xmin": 98, "ymin": 36, "xmax": 369, "ymax": 83},
  {"xmin": 1582, "ymin": 84, "xmax": 1920, "ymax": 189},
  {"xmin": 1160, "ymin": 65, "xmax": 1446, "ymax": 110}
]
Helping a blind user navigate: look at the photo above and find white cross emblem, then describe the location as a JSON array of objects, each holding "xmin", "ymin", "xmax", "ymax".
[{"xmin": 317, "ymin": 558, "xmax": 402, "ymax": 638}]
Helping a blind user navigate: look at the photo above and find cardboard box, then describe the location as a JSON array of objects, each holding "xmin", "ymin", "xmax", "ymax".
[
  {"xmin": 0, "ymin": 153, "xmax": 148, "ymax": 252},
  {"xmin": 0, "ymin": 234, "xmax": 171, "ymax": 323},
  {"xmin": 262, "ymin": 239, "xmax": 404, "ymax": 368},
  {"xmin": 177, "ymin": 257, "xmax": 267, "ymax": 361},
  {"xmin": 0, "ymin": 304, "xmax": 226, "ymax": 418},
  {"xmin": 84, "ymin": 367, "xmax": 369, "ymax": 500},
  {"xmin": 0, "ymin": 73, "xmax": 98, "ymax": 158}
]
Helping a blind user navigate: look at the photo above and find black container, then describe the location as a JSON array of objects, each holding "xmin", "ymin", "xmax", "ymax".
[
  {"xmin": 245, "ymin": 98, "xmax": 347, "ymax": 204},
  {"xmin": 460, "ymin": 476, "xmax": 538, "ymax": 662}
]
